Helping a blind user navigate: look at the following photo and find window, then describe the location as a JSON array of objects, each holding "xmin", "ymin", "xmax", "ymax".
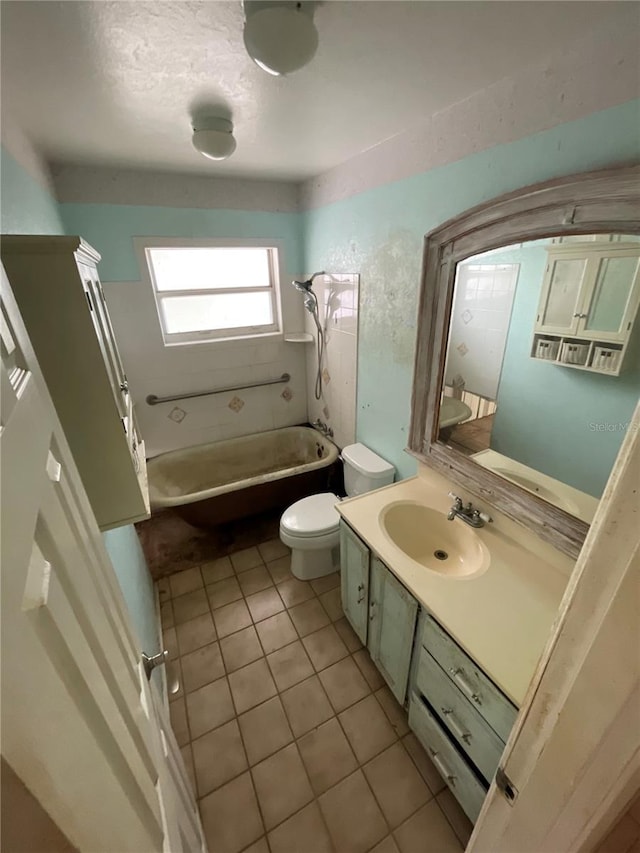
[{"xmin": 144, "ymin": 243, "xmax": 281, "ymax": 344}]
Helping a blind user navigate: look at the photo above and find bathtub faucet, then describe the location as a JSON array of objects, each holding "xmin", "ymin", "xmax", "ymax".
[{"xmin": 313, "ymin": 418, "xmax": 334, "ymax": 439}]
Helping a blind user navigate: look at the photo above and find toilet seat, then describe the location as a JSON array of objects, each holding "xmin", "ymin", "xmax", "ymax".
[{"xmin": 280, "ymin": 492, "xmax": 340, "ymax": 538}]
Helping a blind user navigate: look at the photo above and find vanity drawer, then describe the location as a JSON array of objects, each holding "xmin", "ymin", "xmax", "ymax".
[
  {"xmin": 416, "ymin": 649, "xmax": 505, "ymax": 783},
  {"xmin": 408, "ymin": 692, "xmax": 486, "ymax": 824},
  {"xmin": 422, "ymin": 616, "xmax": 517, "ymax": 742}
]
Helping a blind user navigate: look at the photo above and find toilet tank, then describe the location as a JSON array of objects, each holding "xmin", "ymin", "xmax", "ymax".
[{"xmin": 342, "ymin": 443, "xmax": 395, "ymax": 497}]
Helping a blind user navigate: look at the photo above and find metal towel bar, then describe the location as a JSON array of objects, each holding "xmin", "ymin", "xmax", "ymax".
[{"xmin": 146, "ymin": 373, "xmax": 291, "ymax": 406}]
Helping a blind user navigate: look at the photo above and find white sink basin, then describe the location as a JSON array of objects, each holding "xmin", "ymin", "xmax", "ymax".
[
  {"xmin": 379, "ymin": 501, "xmax": 490, "ymax": 578},
  {"xmin": 491, "ymin": 467, "xmax": 579, "ymax": 515},
  {"xmin": 439, "ymin": 397, "xmax": 473, "ymax": 429}
]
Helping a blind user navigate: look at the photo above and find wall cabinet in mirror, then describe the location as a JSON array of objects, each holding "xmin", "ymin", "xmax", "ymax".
[{"xmin": 408, "ymin": 166, "xmax": 640, "ymax": 559}]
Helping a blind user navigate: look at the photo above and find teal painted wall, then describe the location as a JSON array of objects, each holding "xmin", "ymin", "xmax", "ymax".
[
  {"xmin": 302, "ymin": 99, "xmax": 640, "ymax": 480},
  {"xmin": 478, "ymin": 244, "xmax": 640, "ymax": 498},
  {"xmin": 1, "ymin": 146, "xmax": 158, "ymax": 655},
  {"xmin": 58, "ymin": 203, "xmax": 304, "ymax": 282},
  {"xmin": 0, "ymin": 147, "xmax": 64, "ymax": 234}
]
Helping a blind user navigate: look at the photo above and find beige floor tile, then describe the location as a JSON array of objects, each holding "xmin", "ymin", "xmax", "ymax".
[
  {"xmin": 241, "ymin": 839, "xmax": 269, "ymax": 853},
  {"xmin": 201, "ymin": 556, "xmax": 234, "ymax": 585},
  {"xmin": 214, "ymin": 599, "xmax": 253, "ymax": 639},
  {"xmin": 238, "ymin": 696, "xmax": 293, "ymax": 766},
  {"xmin": 281, "ymin": 675, "xmax": 335, "ymax": 737},
  {"xmin": 230, "ymin": 546, "xmax": 263, "ymax": 573},
  {"xmin": 319, "ymin": 769, "xmax": 388, "ymax": 853},
  {"xmin": 353, "ymin": 649, "xmax": 386, "ymax": 691},
  {"xmin": 289, "ymin": 598, "xmax": 331, "ymax": 637},
  {"xmin": 186, "ymin": 677, "xmax": 235, "ymax": 739},
  {"xmin": 169, "ymin": 566, "xmax": 204, "ymax": 598},
  {"xmin": 169, "ymin": 696, "xmax": 190, "ymax": 746},
  {"xmin": 181, "ymin": 642, "xmax": 225, "ymax": 693},
  {"xmin": 319, "ymin": 656, "xmax": 371, "ymax": 712},
  {"xmin": 157, "ymin": 577, "xmax": 171, "ymax": 602},
  {"xmin": 375, "ymin": 687, "xmax": 410, "ymax": 737},
  {"xmin": 251, "ymin": 743, "xmax": 314, "ymax": 830},
  {"xmin": 207, "ymin": 576, "xmax": 243, "ymax": 610},
  {"xmin": 220, "ymin": 625, "xmax": 264, "ymax": 673},
  {"xmin": 277, "ymin": 577, "xmax": 316, "ymax": 608},
  {"xmin": 393, "ymin": 799, "xmax": 462, "ymax": 853},
  {"xmin": 339, "ymin": 695, "xmax": 397, "ymax": 763},
  {"xmin": 371, "ymin": 836, "xmax": 401, "ymax": 853},
  {"xmin": 436, "ymin": 789, "xmax": 473, "ymax": 847},
  {"xmin": 363, "ymin": 742, "xmax": 431, "ymax": 828},
  {"xmin": 266, "ymin": 555, "xmax": 294, "ymax": 585},
  {"xmin": 267, "ymin": 641, "xmax": 314, "ymax": 691},
  {"xmin": 268, "ymin": 802, "xmax": 333, "ymax": 853},
  {"xmin": 297, "ymin": 717, "xmax": 358, "ymax": 795},
  {"xmin": 200, "ymin": 771, "xmax": 264, "ymax": 853},
  {"xmin": 163, "ymin": 625, "xmax": 179, "ymax": 659},
  {"xmin": 401, "ymin": 733, "xmax": 446, "ymax": 795},
  {"xmin": 172, "ymin": 588, "xmax": 210, "ymax": 625},
  {"xmin": 176, "ymin": 612, "xmax": 216, "ymax": 656},
  {"xmin": 238, "ymin": 565, "xmax": 274, "ymax": 596},
  {"xmin": 255, "ymin": 611, "xmax": 299, "ymax": 654},
  {"xmin": 246, "ymin": 587, "xmax": 285, "ymax": 623},
  {"xmin": 160, "ymin": 599, "xmax": 174, "ymax": 629},
  {"xmin": 628, "ymin": 794, "xmax": 640, "ymax": 824},
  {"xmin": 228, "ymin": 658, "xmax": 278, "ymax": 714},
  {"xmin": 302, "ymin": 624, "xmax": 349, "ymax": 671},
  {"xmin": 180, "ymin": 744, "xmax": 196, "ymax": 795},
  {"xmin": 310, "ymin": 572, "xmax": 341, "ymax": 596},
  {"xmin": 335, "ymin": 616, "xmax": 363, "ymax": 652},
  {"xmin": 192, "ymin": 719, "xmax": 248, "ymax": 797},
  {"xmin": 319, "ymin": 587, "xmax": 342, "ymax": 621},
  {"xmin": 258, "ymin": 538, "xmax": 290, "ymax": 564}
]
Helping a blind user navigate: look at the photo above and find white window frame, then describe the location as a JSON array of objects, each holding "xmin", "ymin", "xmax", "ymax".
[{"xmin": 135, "ymin": 237, "xmax": 283, "ymax": 346}]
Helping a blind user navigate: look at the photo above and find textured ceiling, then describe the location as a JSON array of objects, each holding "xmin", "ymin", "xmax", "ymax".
[{"xmin": 0, "ymin": 1, "xmax": 631, "ymax": 180}]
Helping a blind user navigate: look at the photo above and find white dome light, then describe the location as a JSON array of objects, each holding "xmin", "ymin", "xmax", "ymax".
[
  {"xmin": 243, "ymin": 2, "xmax": 318, "ymax": 76},
  {"xmin": 192, "ymin": 117, "xmax": 237, "ymax": 161}
]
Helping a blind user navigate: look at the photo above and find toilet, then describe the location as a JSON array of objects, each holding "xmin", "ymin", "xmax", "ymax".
[{"xmin": 279, "ymin": 443, "xmax": 395, "ymax": 580}]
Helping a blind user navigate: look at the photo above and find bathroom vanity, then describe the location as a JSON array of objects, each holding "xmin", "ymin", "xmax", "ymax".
[{"xmin": 337, "ymin": 466, "xmax": 573, "ymax": 823}]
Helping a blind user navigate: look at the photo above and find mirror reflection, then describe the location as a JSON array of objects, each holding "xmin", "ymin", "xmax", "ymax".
[{"xmin": 440, "ymin": 233, "xmax": 640, "ymax": 523}]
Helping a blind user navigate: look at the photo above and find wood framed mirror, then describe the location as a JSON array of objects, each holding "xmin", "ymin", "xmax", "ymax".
[{"xmin": 408, "ymin": 166, "xmax": 640, "ymax": 559}]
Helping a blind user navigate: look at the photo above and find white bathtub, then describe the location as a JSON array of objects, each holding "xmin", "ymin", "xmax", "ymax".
[{"xmin": 147, "ymin": 426, "xmax": 339, "ymax": 527}]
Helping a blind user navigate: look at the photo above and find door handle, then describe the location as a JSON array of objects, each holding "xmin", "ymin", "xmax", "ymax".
[
  {"xmin": 142, "ymin": 650, "xmax": 180, "ymax": 694},
  {"xmin": 356, "ymin": 583, "xmax": 365, "ymax": 604}
]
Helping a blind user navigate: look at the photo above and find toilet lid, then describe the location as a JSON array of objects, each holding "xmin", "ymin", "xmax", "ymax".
[{"xmin": 281, "ymin": 493, "xmax": 340, "ymax": 537}]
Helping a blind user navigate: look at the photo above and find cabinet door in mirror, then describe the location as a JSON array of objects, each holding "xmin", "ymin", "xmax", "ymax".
[{"xmin": 439, "ymin": 234, "xmax": 640, "ymax": 524}]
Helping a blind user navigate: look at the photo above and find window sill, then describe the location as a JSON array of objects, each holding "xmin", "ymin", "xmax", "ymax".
[{"xmin": 162, "ymin": 331, "xmax": 284, "ymax": 348}]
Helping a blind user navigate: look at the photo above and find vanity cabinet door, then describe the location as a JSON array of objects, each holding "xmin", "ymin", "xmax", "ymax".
[
  {"xmin": 368, "ymin": 557, "xmax": 418, "ymax": 705},
  {"xmin": 339, "ymin": 521, "xmax": 370, "ymax": 645}
]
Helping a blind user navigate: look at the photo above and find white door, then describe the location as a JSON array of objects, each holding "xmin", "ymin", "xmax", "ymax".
[{"xmin": 0, "ymin": 265, "xmax": 206, "ymax": 853}]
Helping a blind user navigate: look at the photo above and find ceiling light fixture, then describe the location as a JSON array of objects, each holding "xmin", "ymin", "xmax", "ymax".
[
  {"xmin": 243, "ymin": 1, "xmax": 318, "ymax": 76},
  {"xmin": 192, "ymin": 116, "xmax": 237, "ymax": 161}
]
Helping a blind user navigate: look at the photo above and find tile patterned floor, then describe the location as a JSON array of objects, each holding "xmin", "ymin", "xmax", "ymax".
[{"xmin": 159, "ymin": 538, "xmax": 473, "ymax": 853}]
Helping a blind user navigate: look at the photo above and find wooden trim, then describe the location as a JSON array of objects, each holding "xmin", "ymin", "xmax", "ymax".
[{"xmin": 408, "ymin": 165, "xmax": 640, "ymax": 559}]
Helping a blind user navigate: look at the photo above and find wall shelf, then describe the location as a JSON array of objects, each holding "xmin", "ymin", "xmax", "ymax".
[
  {"xmin": 284, "ymin": 333, "xmax": 314, "ymax": 343},
  {"xmin": 531, "ymin": 333, "xmax": 624, "ymax": 375}
]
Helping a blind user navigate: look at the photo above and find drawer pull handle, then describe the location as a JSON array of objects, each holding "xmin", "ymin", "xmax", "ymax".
[
  {"xmin": 449, "ymin": 667, "xmax": 482, "ymax": 705},
  {"xmin": 441, "ymin": 708, "xmax": 472, "ymax": 744},
  {"xmin": 429, "ymin": 749, "xmax": 457, "ymax": 788},
  {"xmin": 357, "ymin": 583, "xmax": 365, "ymax": 604}
]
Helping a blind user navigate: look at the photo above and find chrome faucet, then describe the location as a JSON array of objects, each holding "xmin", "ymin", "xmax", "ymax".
[
  {"xmin": 312, "ymin": 418, "xmax": 334, "ymax": 438},
  {"xmin": 447, "ymin": 492, "xmax": 492, "ymax": 528}
]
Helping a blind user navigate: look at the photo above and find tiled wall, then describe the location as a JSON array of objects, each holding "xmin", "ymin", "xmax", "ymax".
[{"xmin": 303, "ymin": 274, "xmax": 359, "ymax": 450}]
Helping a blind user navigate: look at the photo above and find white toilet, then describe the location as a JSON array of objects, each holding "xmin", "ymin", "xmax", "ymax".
[{"xmin": 279, "ymin": 443, "xmax": 395, "ymax": 580}]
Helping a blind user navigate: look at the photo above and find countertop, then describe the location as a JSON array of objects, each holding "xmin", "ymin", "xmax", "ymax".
[{"xmin": 337, "ymin": 465, "xmax": 574, "ymax": 707}]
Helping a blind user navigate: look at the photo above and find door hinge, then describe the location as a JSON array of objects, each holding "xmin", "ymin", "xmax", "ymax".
[
  {"xmin": 495, "ymin": 767, "xmax": 518, "ymax": 804},
  {"xmin": 85, "ymin": 290, "xmax": 93, "ymax": 311}
]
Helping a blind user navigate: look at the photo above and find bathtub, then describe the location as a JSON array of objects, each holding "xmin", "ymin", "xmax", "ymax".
[{"xmin": 147, "ymin": 426, "xmax": 340, "ymax": 528}]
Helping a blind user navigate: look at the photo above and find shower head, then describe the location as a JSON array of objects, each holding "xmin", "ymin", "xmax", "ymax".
[{"xmin": 291, "ymin": 271, "xmax": 325, "ymax": 293}]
